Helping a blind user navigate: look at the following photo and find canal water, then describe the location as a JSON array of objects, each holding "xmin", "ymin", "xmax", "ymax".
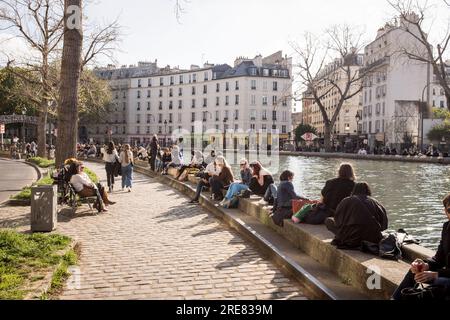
[{"xmin": 232, "ymin": 155, "xmax": 450, "ymax": 250}]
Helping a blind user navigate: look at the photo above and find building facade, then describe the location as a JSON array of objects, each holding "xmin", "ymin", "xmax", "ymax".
[
  {"xmin": 308, "ymin": 54, "xmax": 364, "ymax": 148},
  {"xmin": 82, "ymin": 51, "xmax": 293, "ymax": 149}
]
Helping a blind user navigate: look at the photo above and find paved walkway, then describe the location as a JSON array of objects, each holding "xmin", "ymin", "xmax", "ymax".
[
  {"xmin": 0, "ymin": 158, "xmax": 37, "ymax": 204},
  {"xmin": 0, "ymin": 162, "xmax": 308, "ymax": 300}
]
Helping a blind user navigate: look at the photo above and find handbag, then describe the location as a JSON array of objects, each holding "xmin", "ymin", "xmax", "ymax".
[
  {"xmin": 401, "ymin": 283, "xmax": 447, "ymax": 300},
  {"xmin": 292, "ymin": 203, "xmax": 315, "ymax": 223},
  {"xmin": 379, "ymin": 233, "xmax": 402, "ymax": 260},
  {"xmin": 292, "ymin": 198, "xmax": 319, "ymax": 214}
]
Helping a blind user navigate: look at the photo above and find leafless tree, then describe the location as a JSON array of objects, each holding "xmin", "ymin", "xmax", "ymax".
[
  {"xmin": 291, "ymin": 25, "xmax": 368, "ymax": 151},
  {"xmin": 388, "ymin": 0, "xmax": 450, "ymax": 110}
]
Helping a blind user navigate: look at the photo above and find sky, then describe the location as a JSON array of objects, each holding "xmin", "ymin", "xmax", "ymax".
[{"xmin": 0, "ymin": 0, "xmax": 447, "ymax": 70}]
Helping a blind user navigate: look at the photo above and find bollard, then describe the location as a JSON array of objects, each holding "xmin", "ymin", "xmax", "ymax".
[{"xmin": 31, "ymin": 185, "xmax": 57, "ymax": 232}]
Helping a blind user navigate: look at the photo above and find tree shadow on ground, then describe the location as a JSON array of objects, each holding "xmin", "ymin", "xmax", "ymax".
[
  {"xmin": 153, "ymin": 203, "xmax": 205, "ymax": 224},
  {"xmin": 58, "ymin": 206, "xmax": 97, "ymax": 222},
  {"xmin": 0, "ymin": 211, "xmax": 30, "ymax": 229},
  {"xmin": 181, "ymin": 215, "xmax": 217, "ymax": 230}
]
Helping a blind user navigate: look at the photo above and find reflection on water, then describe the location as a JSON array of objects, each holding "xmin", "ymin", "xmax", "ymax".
[{"xmin": 232, "ymin": 155, "xmax": 450, "ymax": 250}]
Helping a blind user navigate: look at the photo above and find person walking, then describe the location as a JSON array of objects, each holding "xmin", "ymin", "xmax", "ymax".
[
  {"xmin": 103, "ymin": 141, "xmax": 120, "ymax": 193},
  {"xmin": 149, "ymin": 135, "xmax": 160, "ymax": 171},
  {"xmin": 120, "ymin": 144, "xmax": 134, "ymax": 192}
]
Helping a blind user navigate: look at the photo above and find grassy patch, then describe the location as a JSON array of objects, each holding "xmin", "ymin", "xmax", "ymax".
[
  {"xmin": 28, "ymin": 157, "xmax": 55, "ymax": 169},
  {"xmin": 83, "ymin": 167, "xmax": 99, "ymax": 184},
  {"xmin": 0, "ymin": 230, "xmax": 73, "ymax": 300},
  {"xmin": 44, "ymin": 248, "xmax": 78, "ymax": 299}
]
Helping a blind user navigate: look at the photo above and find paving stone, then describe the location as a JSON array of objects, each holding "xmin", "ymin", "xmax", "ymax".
[{"xmin": 0, "ymin": 162, "xmax": 308, "ymax": 300}]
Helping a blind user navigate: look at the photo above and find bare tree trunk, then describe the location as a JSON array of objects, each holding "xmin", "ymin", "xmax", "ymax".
[
  {"xmin": 324, "ymin": 125, "xmax": 332, "ymax": 152},
  {"xmin": 56, "ymin": 0, "xmax": 83, "ymax": 167}
]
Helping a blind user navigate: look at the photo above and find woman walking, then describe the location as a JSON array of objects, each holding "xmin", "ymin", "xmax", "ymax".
[
  {"xmin": 103, "ymin": 141, "xmax": 120, "ymax": 193},
  {"xmin": 149, "ymin": 135, "xmax": 160, "ymax": 171},
  {"xmin": 120, "ymin": 144, "xmax": 134, "ymax": 192}
]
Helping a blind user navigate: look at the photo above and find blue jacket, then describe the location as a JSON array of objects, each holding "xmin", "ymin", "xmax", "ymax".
[{"xmin": 277, "ymin": 181, "xmax": 301, "ymax": 207}]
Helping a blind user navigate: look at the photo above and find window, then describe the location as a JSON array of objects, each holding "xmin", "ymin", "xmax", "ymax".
[
  {"xmin": 169, "ymin": 88, "xmax": 173, "ymax": 97},
  {"xmin": 262, "ymin": 110, "xmax": 267, "ymax": 121},
  {"xmin": 250, "ymin": 124, "xmax": 256, "ymax": 130},
  {"xmin": 192, "ymin": 74, "xmax": 197, "ymax": 83},
  {"xmin": 169, "ymin": 113, "xmax": 173, "ymax": 123},
  {"xmin": 235, "ymin": 95, "xmax": 239, "ymax": 105},
  {"xmin": 147, "ymin": 102, "xmax": 151, "ymax": 111},
  {"xmin": 148, "ymin": 78, "xmax": 152, "ymax": 87},
  {"xmin": 178, "ymin": 100, "xmax": 183, "ymax": 109},
  {"xmin": 159, "ymin": 89, "xmax": 163, "ymax": 98},
  {"xmin": 146, "ymin": 114, "xmax": 151, "ymax": 123},
  {"xmin": 251, "ymin": 95, "xmax": 256, "ymax": 106},
  {"xmin": 369, "ymin": 121, "xmax": 372, "ymax": 133},
  {"xmin": 159, "ymin": 101, "xmax": 163, "ymax": 110},
  {"xmin": 262, "ymin": 124, "xmax": 267, "ymax": 131},
  {"xmin": 263, "ymin": 81, "xmax": 267, "ymax": 91},
  {"xmin": 235, "ymin": 81, "xmax": 239, "ymax": 90},
  {"xmin": 146, "ymin": 126, "xmax": 150, "ymax": 134},
  {"xmin": 191, "ymin": 112, "xmax": 196, "ymax": 122},
  {"xmin": 376, "ymin": 103, "xmax": 380, "ymax": 115},
  {"xmin": 203, "ymin": 98, "xmax": 207, "ymax": 107},
  {"xmin": 273, "ymin": 81, "xmax": 278, "ymax": 91},
  {"xmin": 204, "ymin": 72, "xmax": 208, "ymax": 81},
  {"xmin": 138, "ymin": 79, "xmax": 142, "ymax": 88},
  {"xmin": 226, "ymin": 82, "xmax": 229, "ymax": 91},
  {"xmin": 178, "ymin": 113, "xmax": 182, "ymax": 123},
  {"xmin": 158, "ymin": 114, "xmax": 163, "ymax": 123},
  {"xmin": 225, "ymin": 96, "xmax": 229, "ymax": 106},
  {"xmin": 234, "ymin": 110, "xmax": 239, "ymax": 120},
  {"xmin": 375, "ymin": 120, "xmax": 380, "ymax": 133},
  {"xmin": 282, "ymin": 111, "xmax": 287, "ymax": 122},
  {"xmin": 216, "ymin": 83, "xmax": 220, "ymax": 92},
  {"xmin": 169, "ymin": 101, "xmax": 173, "ymax": 110},
  {"xmin": 272, "ymin": 110, "xmax": 277, "ymax": 121},
  {"xmin": 215, "ymin": 111, "xmax": 219, "ymax": 121},
  {"xmin": 262, "ymin": 96, "xmax": 268, "ymax": 106},
  {"xmin": 137, "ymin": 102, "xmax": 141, "ymax": 111},
  {"xmin": 160, "ymin": 77, "xmax": 164, "ymax": 86},
  {"xmin": 263, "ymin": 69, "xmax": 269, "ymax": 76},
  {"xmin": 441, "ymin": 100, "xmax": 445, "ymax": 108},
  {"xmin": 179, "ymin": 75, "xmax": 184, "ymax": 84},
  {"xmin": 136, "ymin": 126, "xmax": 140, "ymax": 134},
  {"xmin": 282, "ymin": 125, "xmax": 287, "ymax": 134},
  {"xmin": 249, "ymin": 67, "xmax": 257, "ymax": 76},
  {"xmin": 179, "ymin": 88, "xmax": 183, "ymax": 96},
  {"xmin": 192, "ymin": 99, "xmax": 196, "ymax": 108},
  {"xmin": 224, "ymin": 110, "xmax": 229, "ymax": 120},
  {"xmin": 158, "ymin": 126, "xmax": 162, "ymax": 134},
  {"xmin": 203, "ymin": 85, "xmax": 207, "ymax": 94},
  {"xmin": 170, "ymin": 76, "xmax": 174, "ymax": 85},
  {"xmin": 216, "ymin": 97, "xmax": 220, "ymax": 106},
  {"xmin": 250, "ymin": 110, "xmax": 256, "ymax": 121},
  {"xmin": 382, "ymin": 102, "xmax": 385, "ymax": 115},
  {"xmin": 137, "ymin": 91, "xmax": 141, "ymax": 99},
  {"xmin": 272, "ymin": 96, "xmax": 277, "ymax": 105},
  {"xmin": 251, "ymin": 80, "xmax": 256, "ymax": 90},
  {"xmin": 235, "ymin": 124, "xmax": 239, "ymax": 131},
  {"xmin": 123, "ymin": 102, "xmax": 126, "ymax": 111},
  {"xmin": 147, "ymin": 90, "xmax": 151, "ymax": 98}
]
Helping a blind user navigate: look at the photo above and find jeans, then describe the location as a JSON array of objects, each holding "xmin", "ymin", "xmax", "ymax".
[
  {"xmin": 264, "ymin": 184, "xmax": 278, "ymax": 202},
  {"xmin": 105, "ymin": 162, "xmax": 115, "ymax": 188},
  {"xmin": 225, "ymin": 183, "xmax": 249, "ymax": 200},
  {"xmin": 193, "ymin": 180, "xmax": 209, "ymax": 201},
  {"xmin": 392, "ymin": 270, "xmax": 450, "ymax": 300},
  {"xmin": 121, "ymin": 164, "xmax": 133, "ymax": 188}
]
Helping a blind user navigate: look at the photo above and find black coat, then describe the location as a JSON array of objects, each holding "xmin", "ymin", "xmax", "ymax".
[
  {"xmin": 321, "ymin": 178, "xmax": 355, "ymax": 214},
  {"xmin": 427, "ymin": 221, "xmax": 450, "ymax": 278},
  {"xmin": 249, "ymin": 175, "xmax": 274, "ymax": 196},
  {"xmin": 332, "ymin": 195, "xmax": 388, "ymax": 249}
]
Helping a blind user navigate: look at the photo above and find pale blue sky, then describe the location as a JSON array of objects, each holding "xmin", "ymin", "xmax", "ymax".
[{"xmin": 84, "ymin": 0, "xmax": 397, "ymax": 68}]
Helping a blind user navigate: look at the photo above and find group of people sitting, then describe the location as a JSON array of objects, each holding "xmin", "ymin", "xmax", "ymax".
[{"xmin": 164, "ymin": 157, "xmax": 449, "ymax": 300}]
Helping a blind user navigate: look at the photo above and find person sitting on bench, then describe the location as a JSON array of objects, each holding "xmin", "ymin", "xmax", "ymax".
[{"xmin": 69, "ymin": 161, "xmax": 115, "ymax": 213}]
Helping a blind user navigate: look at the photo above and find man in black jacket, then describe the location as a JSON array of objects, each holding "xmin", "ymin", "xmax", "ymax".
[{"xmin": 392, "ymin": 194, "xmax": 450, "ymax": 300}]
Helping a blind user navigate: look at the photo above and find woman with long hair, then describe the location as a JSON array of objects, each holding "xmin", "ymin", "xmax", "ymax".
[
  {"xmin": 149, "ymin": 135, "xmax": 160, "ymax": 171},
  {"xmin": 248, "ymin": 161, "xmax": 274, "ymax": 197},
  {"xmin": 120, "ymin": 144, "xmax": 134, "ymax": 192},
  {"xmin": 103, "ymin": 141, "xmax": 120, "ymax": 193},
  {"xmin": 209, "ymin": 156, "xmax": 234, "ymax": 201}
]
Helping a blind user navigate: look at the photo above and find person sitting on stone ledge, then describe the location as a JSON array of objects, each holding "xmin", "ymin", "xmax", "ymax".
[
  {"xmin": 271, "ymin": 170, "xmax": 308, "ymax": 227},
  {"xmin": 168, "ymin": 144, "xmax": 183, "ymax": 170},
  {"xmin": 302, "ymin": 163, "xmax": 356, "ymax": 225},
  {"xmin": 160, "ymin": 148, "xmax": 172, "ymax": 175},
  {"xmin": 189, "ymin": 158, "xmax": 222, "ymax": 204},
  {"xmin": 220, "ymin": 159, "xmax": 252, "ymax": 207},
  {"xmin": 209, "ymin": 156, "xmax": 234, "ymax": 202},
  {"xmin": 325, "ymin": 182, "xmax": 388, "ymax": 249},
  {"xmin": 248, "ymin": 161, "xmax": 274, "ymax": 197},
  {"xmin": 392, "ymin": 193, "xmax": 450, "ymax": 300},
  {"xmin": 176, "ymin": 150, "xmax": 204, "ymax": 181},
  {"xmin": 69, "ymin": 161, "xmax": 115, "ymax": 213}
]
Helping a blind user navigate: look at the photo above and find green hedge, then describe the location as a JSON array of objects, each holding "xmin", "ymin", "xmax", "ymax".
[
  {"xmin": 0, "ymin": 230, "xmax": 73, "ymax": 300},
  {"xmin": 27, "ymin": 157, "xmax": 55, "ymax": 169}
]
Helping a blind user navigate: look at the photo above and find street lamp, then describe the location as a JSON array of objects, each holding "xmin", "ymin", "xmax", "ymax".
[
  {"xmin": 21, "ymin": 109, "xmax": 26, "ymax": 154},
  {"xmin": 355, "ymin": 111, "xmax": 361, "ymax": 151},
  {"xmin": 223, "ymin": 118, "xmax": 228, "ymax": 153},
  {"xmin": 164, "ymin": 120, "xmax": 168, "ymax": 147}
]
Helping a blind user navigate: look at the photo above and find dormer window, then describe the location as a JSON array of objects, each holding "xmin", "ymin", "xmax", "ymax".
[{"xmin": 249, "ymin": 67, "xmax": 257, "ymax": 76}]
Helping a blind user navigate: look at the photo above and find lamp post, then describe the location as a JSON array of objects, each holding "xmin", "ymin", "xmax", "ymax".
[
  {"xmin": 21, "ymin": 109, "xmax": 26, "ymax": 154},
  {"xmin": 355, "ymin": 111, "xmax": 361, "ymax": 151},
  {"xmin": 223, "ymin": 118, "xmax": 227, "ymax": 154},
  {"xmin": 164, "ymin": 120, "xmax": 168, "ymax": 147}
]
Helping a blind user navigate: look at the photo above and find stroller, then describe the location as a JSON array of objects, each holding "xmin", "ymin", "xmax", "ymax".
[{"xmin": 52, "ymin": 164, "xmax": 77, "ymax": 207}]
